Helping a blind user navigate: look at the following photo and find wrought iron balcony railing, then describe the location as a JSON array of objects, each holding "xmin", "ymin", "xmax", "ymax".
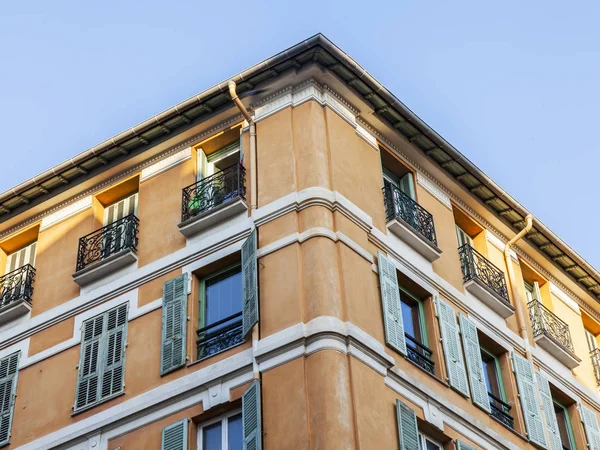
[
  {"xmin": 405, "ymin": 333, "xmax": 435, "ymax": 375},
  {"xmin": 591, "ymin": 349, "xmax": 600, "ymax": 386},
  {"xmin": 488, "ymin": 391, "xmax": 514, "ymax": 429},
  {"xmin": 76, "ymin": 214, "xmax": 139, "ymax": 272},
  {"xmin": 382, "ymin": 181, "xmax": 437, "ymax": 246},
  {"xmin": 196, "ymin": 311, "xmax": 244, "ymax": 360},
  {"xmin": 0, "ymin": 264, "xmax": 35, "ymax": 309},
  {"xmin": 459, "ymin": 244, "xmax": 510, "ymax": 304},
  {"xmin": 182, "ymin": 163, "xmax": 246, "ymax": 223},
  {"xmin": 528, "ymin": 299, "xmax": 575, "ymax": 354}
]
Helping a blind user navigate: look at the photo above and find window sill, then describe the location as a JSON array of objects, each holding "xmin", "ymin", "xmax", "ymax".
[
  {"xmin": 71, "ymin": 391, "xmax": 125, "ymax": 416},
  {"xmin": 386, "ymin": 217, "xmax": 442, "ymax": 262},
  {"xmin": 0, "ymin": 297, "xmax": 32, "ymax": 326},
  {"xmin": 187, "ymin": 341, "xmax": 247, "ymax": 369},
  {"xmin": 72, "ymin": 249, "xmax": 137, "ymax": 287},
  {"xmin": 178, "ymin": 197, "xmax": 247, "ymax": 239}
]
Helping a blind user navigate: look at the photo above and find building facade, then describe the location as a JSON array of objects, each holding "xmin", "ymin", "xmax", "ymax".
[{"xmin": 0, "ymin": 34, "xmax": 599, "ymax": 450}]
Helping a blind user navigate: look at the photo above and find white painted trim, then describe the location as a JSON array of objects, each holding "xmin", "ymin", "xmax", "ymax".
[
  {"xmin": 486, "ymin": 231, "xmax": 518, "ymax": 262},
  {"xmin": 197, "ymin": 408, "xmax": 243, "ymax": 450},
  {"xmin": 416, "ymin": 172, "xmax": 452, "ymax": 210},
  {"xmin": 355, "ymin": 124, "xmax": 379, "ymax": 150},
  {"xmin": 40, "ymin": 196, "xmax": 92, "ymax": 231},
  {"xmin": 549, "ymin": 282, "xmax": 581, "ymax": 315},
  {"xmin": 140, "ymin": 147, "xmax": 192, "ymax": 182}
]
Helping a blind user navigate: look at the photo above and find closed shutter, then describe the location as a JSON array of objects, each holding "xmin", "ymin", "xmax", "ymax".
[
  {"xmin": 5, "ymin": 241, "xmax": 36, "ymax": 273},
  {"xmin": 377, "ymin": 252, "xmax": 407, "ymax": 355},
  {"xmin": 512, "ymin": 352, "xmax": 546, "ymax": 448},
  {"xmin": 458, "ymin": 314, "xmax": 490, "ymax": 412},
  {"xmin": 580, "ymin": 404, "xmax": 600, "ymax": 450},
  {"xmin": 161, "ymin": 418, "xmax": 188, "ymax": 450},
  {"xmin": 536, "ymin": 372, "xmax": 562, "ymax": 450},
  {"xmin": 396, "ymin": 399, "xmax": 419, "ymax": 450},
  {"xmin": 242, "ymin": 230, "xmax": 258, "ymax": 338},
  {"xmin": 0, "ymin": 352, "xmax": 20, "ymax": 446},
  {"xmin": 456, "ymin": 441, "xmax": 477, "ymax": 450},
  {"xmin": 161, "ymin": 273, "xmax": 188, "ymax": 375},
  {"xmin": 104, "ymin": 193, "xmax": 138, "ymax": 226},
  {"xmin": 243, "ymin": 380, "xmax": 261, "ymax": 450},
  {"xmin": 74, "ymin": 303, "xmax": 128, "ymax": 411},
  {"xmin": 436, "ymin": 297, "xmax": 470, "ymax": 397}
]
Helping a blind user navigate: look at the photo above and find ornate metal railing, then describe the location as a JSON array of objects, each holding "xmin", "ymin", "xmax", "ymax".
[
  {"xmin": 0, "ymin": 264, "xmax": 35, "ymax": 308},
  {"xmin": 196, "ymin": 311, "xmax": 244, "ymax": 360},
  {"xmin": 488, "ymin": 392, "xmax": 514, "ymax": 429},
  {"xmin": 459, "ymin": 244, "xmax": 510, "ymax": 304},
  {"xmin": 405, "ymin": 333, "xmax": 435, "ymax": 375},
  {"xmin": 528, "ymin": 299, "xmax": 575, "ymax": 354},
  {"xmin": 591, "ymin": 349, "xmax": 600, "ymax": 386},
  {"xmin": 382, "ymin": 181, "xmax": 437, "ymax": 246},
  {"xmin": 182, "ymin": 163, "xmax": 246, "ymax": 222},
  {"xmin": 76, "ymin": 214, "xmax": 139, "ymax": 272}
]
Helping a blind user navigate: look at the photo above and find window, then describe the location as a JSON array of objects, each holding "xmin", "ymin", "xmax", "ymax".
[
  {"xmin": 455, "ymin": 224, "xmax": 472, "ymax": 248},
  {"xmin": 74, "ymin": 303, "xmax": 128, "ymax": 412},
  {"xmin": 418, "ymin": 433, "xmax": 442, "ymax": 450},
  {"xmin": 524, "ymin": 281, "xmax": 541, "ymax": 304},
  {"xmin": 197, "ymin": 265, "xmax": 244, "ymax": 360},
  {"xmin": 5, "ymin": 241, "xmax": 36, "ymax": 274},
  {"xmin": 383, "ymin": 168, "xmax": 415, "ymax": 200},
  {"xmin": 103, "ymin": 193, "xmax": 138, "ymax": 226},
  {"xmin": 586, "ymin": 328, "xmax": 598, "ymax": 353},
  {"xmin": 0, "ymin": 352, "xmax": 20, "ymax": 446},
  {"xmin": 198, "ymin": 142, "xmax": 241, "ymax": 181},
  {"xmin": 198, "ymin": 411, "xmax": 242, "ymax": 450},
  {"xmin": 400, "ymin": 287, "xmax": 434, "ymax": 375},
  {"xmin": 481, "ymin": 347, "xmax": 513, "ymax": 429},
  {"xmin": 2, "ymin": 241, "xmax": 36, "ymax": 307},
  {"xmin": 554, "ymin": 401, "xmax": 575, "ymax": 450}
]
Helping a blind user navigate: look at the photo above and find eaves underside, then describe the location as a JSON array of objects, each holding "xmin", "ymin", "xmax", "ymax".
[{"xmin": 2, "ymin": 33, "xmax": 599, "ymax": 303}]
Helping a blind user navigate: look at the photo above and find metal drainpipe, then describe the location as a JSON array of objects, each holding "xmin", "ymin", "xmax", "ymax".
[{"xmin": 228, "ymin": 80, "xmax": 260, "ymax": 380}]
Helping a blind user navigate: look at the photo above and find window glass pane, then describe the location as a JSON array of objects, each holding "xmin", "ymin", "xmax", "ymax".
[
  {"xmin": 554, "ymin": 403, "xmax": 572, "ymax": 449},
  {"xmin": 205, "ymin": 268, "xmax": 242, "ymax": 329},
  {"xmin": 228, "ymin": 414, "xmax": 243, "ymax": 450},
  {"xmin": 426, "ymin": 440, "xmax": 441, "ymax": 450},
  {"xmin": 203, "ymin": 422, "xmax": 222, "ymax": 449},
  {"xmin": 480, "ymin": 350, "xmax": 500, "ymax": 397}
]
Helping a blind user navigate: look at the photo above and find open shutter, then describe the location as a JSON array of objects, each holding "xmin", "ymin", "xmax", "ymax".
[
  {"xmin": 456, "ymin": 442, "xmax": 477, "ymax": 450},
  {"xmin": 396, "ymin": 400, "xmax": 419, "ymax": 450},
  {"xmin": 536, "ymin": 372, "xmax": 562, "ymax": 450},
  {"xmin": 161, "ymin": 418, "xmax": 188, "ymax": 450},
  {"xmin": 0, "ymin": 352, "xmax": 20, "ymax": 446},
  {"xmin": 458, "ymin": 314, "xmax": 490, "ymax": 412},
  {"xmin": 100, "ymin": 304, "xmax": 128, "ymax": 400},
  {"xmin": 161, "ymin": 273, "xmax": 188, "ymax": 375},
  {"xmin": 74, "ymin": 314, "xmax": 104, "ymax": 410},
  {"xmin": 580, "ymin": 404, "xmax": 600, "ymax": 450},
  {"xmin": 512, "ymin": 352, "xmax": 546, "ymax": 448},
  {"xmin": 377, "ymin": 252, "xmax": 407, "ymax": 355},
  {"xmin": 436, "ymin": 297, "xmax": 469, "ymax": 397},
  {"xmin": 243, "ymin": 380, "xmax": 261, "ymax": 450},
  {"xmin": 242, "ymin": 230, "xmax": 258, "ymax": 338}
]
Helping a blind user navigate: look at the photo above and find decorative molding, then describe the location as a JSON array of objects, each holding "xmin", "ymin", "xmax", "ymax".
[
  {"xmin": 355, "ymin": 124, "xmax": 379, "ymax": 150},
  {"xmin": 140, "ymin": 147, "xmax": 192, "ymax": 182},
  {"xmin": 40, "ymin": 196, "xmax": 93, "ymax": 231},
  {"xmin": 416, "ymin": 172, "xmax": 452, "ymax": 210},
  {"xmin": 549, "ymin": 282, "xmax": 581, "ymax": 315}
]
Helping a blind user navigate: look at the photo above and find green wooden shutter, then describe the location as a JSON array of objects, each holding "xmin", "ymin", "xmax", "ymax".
[
  {"xmin": 377, "ymin": 252, "xmax": 407, "ymax": 355},
  {"xmin": 458, "ymin": 314, "xmax": 490, "ymax": 412},
  {"xmin": 243, "ymin": 380, "xmax": 262, "ymax": 450},
  {"xmin": 242, "ymin": 230, "xmax": 258, "ymax": 338},
  {"xmin": 536, "ymin": 372, "xmax": 562, "ymax": 450},
  {"xmin": 512, "ymin": 352, "xmax": 546, "ymax": 448},
  {"xmin": 456, "ymin": 441, "xmax": 477, "ymax": 450},
  {"xmin": 74, "ymin": 314, "xmax": 104, "ymax": 410},
  {"xmin": 436, "ymin": 297, "xmax": 469, "ymax": 397},
  {"xmin": 161, "ymin": 273, "xmax": 188, "ymax": 375},
  {"xmin": 396, "ymin": 399, "xmax": 419, "ymax": 450},
  {"xmin": 580, "ymin": 404, "xmax": 600, "ymax": 450},
  {"xmin": 100, "ymin": 304, "xmax": 128, "ymax": 400},
  {"xmin": 161, "ymin": 418, "xmax": 188, "ymax": 450},
  {"xmin": 0, "ymin": 352, "xmax": 20, "ymax": 446}
]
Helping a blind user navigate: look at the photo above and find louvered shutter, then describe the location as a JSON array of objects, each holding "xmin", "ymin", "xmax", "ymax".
[
  {"xmin": 536, "ymin": 372, "xmax": 562, "ymax": 450},
  {"xmin": 75, "ymin": 314, "xmax": 104, "ymax": 410},
  {"xmin": 161, "ymin": 418, "xmax": 188, "ymax": 450},
  {"xmin": 5, "ymin": 241, "xmax": 36, "ymax": 273},
  {"xmin": 104, "ymin": 193, "xmax": 138, "ymax": 225},
  {"xmin": 242, "ymin": 230, "xmax": 258, "ymax": 338},
  {"xmin": 512, "ymin": 352, "xmax": 546, "ymax": 448},
  {"xmin": 377, "ymin": 252, "xmax": 407, "ymax": 355},
  {"xmin": 100, "ymin": 304, "xmax": 128, "ymax": 399},
  {"xmin": 580, "ymin": 404, "xmax": 600, "ymax": 450},
  {"xmin": 0, "ymin": 352, "xmax": 20, "ymax": 446},
  {"xmin": 436, "ymin": 297, "xmax": 470, "ymax": 397},
  {"xmin": 456, "ymin": 441, "xmax": 477, "ymax": 450},
  {"xmin": 161, "ymin": 273, "xmax": 188, "ymax": 375},
  {"xmin": 396, "ymin": 399, "xmax": 419, "ymax": 450},
  {"xmin": 458, "ymin": 314, "xmax": 490, "ymax": 412},
  {"xmin": 243, "ymin": 380, "xmax": 261, "ymax": 450}
]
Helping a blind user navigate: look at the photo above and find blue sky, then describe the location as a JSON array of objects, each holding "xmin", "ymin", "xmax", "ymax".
[{"xmin": 1, "ymin": 1, "xmax": 599, "ymax": 267}]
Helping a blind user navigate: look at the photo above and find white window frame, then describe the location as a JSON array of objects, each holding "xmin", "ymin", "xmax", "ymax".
[
  {"xmin": 197, "ymin": 408, "xmax": 242, "ymax": 450},
  {"xmin": 419, "ymin": 432, "xmax": 443, "ymax": 450}
]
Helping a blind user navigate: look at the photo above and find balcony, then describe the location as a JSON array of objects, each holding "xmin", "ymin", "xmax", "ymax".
[
  {"xmin": 489, "ymin": 392, "xmax": 514, "ymax": 429},
  {"xmin": 528, "ymin": 300, "xmax": 580, "ymax": 369},
  {"xmin": 72, "ymin": 214, "xmax": 139, "ymax": 286},
  {"xmin": 0, "ymin": 265, "xmax": 35, "ymax": 323},
  {"xmin": 459, "ymin": 244, "xmax": 515, "ymax": 318},
  {"xmin": 590, "ymin": 349, "xmax": 600, "ymax": 386},
  {"xmin": 405, "ymin": 333, "xmax": 435, "ymax": 376},
  {"xmin": 196, "ymin": 311, "xmax": 244, "ymax": 360},
  {"xmin": 178, "ymin": 163, "xmax": 247, "ymax": 238},
  {"xmin": 382, "ymin": 182, "xmax": 441, "ymax": 262}
]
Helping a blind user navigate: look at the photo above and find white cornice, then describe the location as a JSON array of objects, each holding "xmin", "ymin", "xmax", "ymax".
[
  {"xmin": 140, "ymin": 147, "xmax": 192, "ymax": 182},
  {"xmin": 549, "ymin": 282, "xmax": 581, "ymax": 315},
  {"xmin": 416, "ymin": 172, "xmax": 452, "ymax": 210},
  {"xmin": 40, "ymin": 196, "xmax": 92, "ymax": 231}
]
